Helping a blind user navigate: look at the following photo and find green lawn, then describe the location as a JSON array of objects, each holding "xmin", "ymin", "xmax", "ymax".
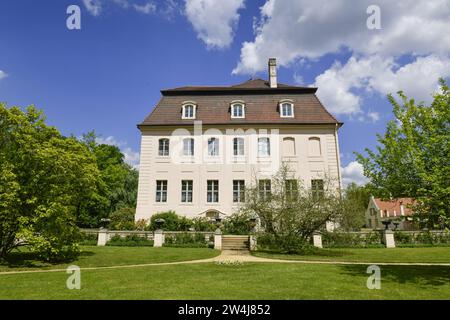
[
  {"xmin": 1, "ymin": 246, "xmax": 450, "ymax": 299},
  {"xmin": 0, "ymin": 246, "xmax": 220, "ymax": 272},
  {"xmin": 253, "ymin": 247, "xmax": 450, "ymax": 263},
  {"xmin": 1, "ymin": 262, "xmax": 449, "ymax": 299}
]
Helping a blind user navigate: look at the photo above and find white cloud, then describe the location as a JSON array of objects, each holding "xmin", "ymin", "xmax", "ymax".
[
  {"xmin": 313, "ymin": 54, "xmax": 450, "ymax": 115},
  {"xmin": 83, "ymin": 0, "xmax": 102, "ymax": 16},
  {"xmin": 184, "ymin": 0, "xmax": 245, "ymax": 49},
  {"xmin": 96, "ymin": 136, "xmax": 140, "ymax": 169},
  {"xmin": 341, "ymin": 161, "xmax": 369, "ymax": 187},
  {"xmin": 133, "ymin": 2, "xmax": 156, "ymax": 14},
  {"xmin": 233, "ymin": 0, "xmax": 450, "ymax": 74},
  {"xmin": 0, "ymin": 70, "xmax": 7, "ymax": 80},
  {"xmin": 367, "ymin": 112, "xmax": 380, "ymax": 123}
]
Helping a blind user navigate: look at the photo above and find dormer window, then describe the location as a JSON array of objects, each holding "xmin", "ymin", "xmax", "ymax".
[
  {"xmin": 230, "ymin": 101, "xmax": 245, "ymax": 119},
  {"xmin": 182, "ymin": 102, "xmax": 196, "ymax": 119},
  {"xmin": 279, "ymin": 100, "xmax": 294, "ymax": 118}
]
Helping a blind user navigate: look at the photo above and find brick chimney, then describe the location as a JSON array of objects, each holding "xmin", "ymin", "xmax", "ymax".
[{"xmin": 268, "ymin": 58, "xmax": 277, "ymax": 88}]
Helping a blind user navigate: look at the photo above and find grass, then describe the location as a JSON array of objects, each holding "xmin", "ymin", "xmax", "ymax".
[
  {"xmin": 1, "ymin": 246, "xmax": 450, "ymax": 299},
  {"xmin": 1, "ymin": 262, "xmax": 450, "ymax": 299},
  {"xmin": 0, "ymin": 246, "xmax": 220, "ymax": 272},
  {"xmin": 252, "ymin": 247, "xmax": 450, "ymax": 263}
]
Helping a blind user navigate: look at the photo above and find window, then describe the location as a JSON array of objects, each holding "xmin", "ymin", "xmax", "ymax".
[
  {"xmin": 208, "ymin": 137, "xmax": 219, "ymax": 156},
  {"xmin": 258, "ymin": 137, "xmax": 270, "ymax": 156},
  {"xmin": 158, "ymin": 138, "xmax": 170, "ymax": 156},
  {"xmin": 308, "ymin": 137, "xmax": 321, "ymax": 156},
  {"xmin": 311, "ymin": 179, "xmax": 324, "ymax": 201},
  {"xmin": 183, "ymin": 138, "xmax": 194, "ymax": 156},
  {"xmin": 181, "ymin": 180, "xmax": 193, "ymax": 203},
  {"xmin": 282, "ymin": 137, "xmax": 296, "ymax": 156},
  {"xmin": 231, "ymin": 103, "xmax": 245, "ymax": 118},
  {"xmin": 233, "ymin": 137, "xmax": 245, "ymax": 156},
  {"xmin": 155, "ymin": 180, "xmax": 167, "ymax": 202},
  {"xmin": 259, "ymin": 180, "xmax": 271, "ymax": 200},
  {"xmin": 233, "ymin": 180, "xmax": 245, "ymax": 203},
  {"xmin": 207, "ymin": 180, "xmax": 219, "ymax": 203},
  {"xmin": 182, "ymin": 104, "xmax": 196, "ymax": 119},
  {"xmin": 280, "ymin": 102, "xmax": 294, "ymax": 117},
  {"xmin": 285, "ymin": 179, "xmax": 299, "ymax": 201}
]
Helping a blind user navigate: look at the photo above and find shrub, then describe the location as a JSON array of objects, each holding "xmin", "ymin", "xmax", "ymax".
[
  {"xmin": 109, "ymin": 207, "xmax": 136, "ymax": 230},
  {"xmin": 148, "ymin": 211, "xmax": 191, "ymax": 231},
  {"xmin": 256, "ymin": 233, "xmax": 318, "ymax": 254},
  {"xmin": 79, "ymin": 233, "xmax": 98, "ymax": 246},
  {"xmin": 222, "ymin": 212, "xmax": 253, "ymax": 235},
  {"xmin": 164, "ymin": 233, "xmax": 208, "ymax": 248},
  {"xmin": 191, "ymin": 217, "xmax": 216, "ymax": 232},
  {"xmin": 106, "ymin": 234, "xmax": 153, "ymax": 247},
  {"xmin": 322, "ymin": 231, "xmax": 383, "ymax": 248}
]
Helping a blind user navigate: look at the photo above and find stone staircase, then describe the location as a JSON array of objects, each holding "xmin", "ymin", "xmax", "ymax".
[{"xmin": 221, "ymin": 235, "xmax": 250, "ymax": 251}]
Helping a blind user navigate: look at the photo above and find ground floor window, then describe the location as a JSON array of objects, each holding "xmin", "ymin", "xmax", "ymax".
[
  {"xmin": 233, "ymin": 180, "xmax": 245, "ymax": 202},
  {"xmin": 181, "ymin": 180, "xmax": 193, "ymax": 203},
  {"xmin": 285, "ymin": 179, "xmax": 299, "ymax": 201},
  {"xmin": 258, "ymin": 179, "xmax": 271, "ymax": 200},
  {"xmin": 207, "ymin": 180, "xmax": 219, "ymax": 203},
  {"xmin": 156, "ymin": 180, "xmax": 167, "ymax": 202},
  {"xmin": 311, "ymin": 179, "xmax": 324, "ymax": 200}
]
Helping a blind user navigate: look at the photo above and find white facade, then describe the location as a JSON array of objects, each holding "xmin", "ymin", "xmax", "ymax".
[{"xmin": 135, "ymin": 123, "xmax": 342, "ymax": 221}]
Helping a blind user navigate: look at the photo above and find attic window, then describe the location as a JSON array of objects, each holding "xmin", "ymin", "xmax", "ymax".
[
  {"xmin": 182, "ymin": 102, "xmax": 196, "ymax": 119},
  {"xmin": 230, "ymin": 101, "xmax": 245, "ymax": 119},
  {"xmin": 279, "ymin": 100, "xmax": 294, "ymax": 118}
]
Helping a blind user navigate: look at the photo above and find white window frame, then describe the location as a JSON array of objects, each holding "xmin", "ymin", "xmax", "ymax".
[
  {"xmin": 279, "ymin": 100, "xmax": 294, "ymax": 118},
  {"xmin": 233, "ymin": 180, "xmax": 245, "ymax": 203},
  {"xmin": 230, "ymin": 101, "xmax": 245, "ymax": 119},
  {"xmin": 158, "ymin": 138, "xmax": 170, "ymax": 157},
  {"xmin": 258, "ymin": 137, "xmax": 270, "ymax": 156},
  {"xmin": 183, "ymin": 138, "xmax": 195, "ymax": 156},
  {"xmin": 207, "ymin": 180, "xmax": 219, "ymax": 203},
  {"xmin": 208, "ymin": 137, "xmax": 219, "ymax": 156},
  {"xmin": 233, "ymin": 137, "xmax": 245, "ymax": 156},
  {"xmin": 155, "ymin": 180, "xmax": 168, "ymax": 203},
  {"xmin": 181, "ymin": 180, "xmax": 193, "ymax": 203},
  {"xmin": 181, "ymin": 102, "xmax": 197, "ymax": 119}
]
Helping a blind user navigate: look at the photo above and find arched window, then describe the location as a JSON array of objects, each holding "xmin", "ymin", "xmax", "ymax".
[
  {"xmin": 208, "ymin": 137, "xmax": 219, "ymax": 156},
  {"xmin": 181, "ymin": 102, "xmax": 196, "ymax": 119},
  {"xmin": 233, "ymin": 137, "xmax": 245, "ymax": 156},
  {"xmin": 158, "ymin": 138, "xmax": 170, "ymax": 156},
  {"xmin": 279, "ymin": 101, "xmax": 294, "ymax": 118},
  {"xmin": 183, "ymin": 138, "xmax": 194, "ymax": 156},
  {"xmin": 308, "ymin": 137, "xmax": 321, "ymax": 156},
  {"xmin": 282, "ymin": 137, "xmax": 296, "ymax": 156},
  {"xmin": 231, "ymin": 102, "xmax": 245, "ymax": 118}
]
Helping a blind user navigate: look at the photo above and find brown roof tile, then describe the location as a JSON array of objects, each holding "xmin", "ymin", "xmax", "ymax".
[{"xmin": 139, "ymin": 79, "xmax": 342, "ymax": 128}]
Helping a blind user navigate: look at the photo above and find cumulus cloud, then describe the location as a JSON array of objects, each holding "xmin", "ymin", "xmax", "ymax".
[
  {"xmin": 341, "ymin": 161, "xmax": 369, "ymax": 187},
  {"xmin": 96, "ymin": 135, "xmax": 140, "ymax": 169},
  {"xmin": 82, "ymin": 0, "xmax": 102, "ymax": 16},
  {"xmin": 233, "ymin": 0, "xmax": 450, "ymax": 74},
  {"xmin": 0, "ymin": 70, "xmax": 7, "ymax": 80},
  {"xmin": 133, "ymin": 2, "xmax": 157, "ymax": 14},
  {"xmin": 232, "ymin": 0, "xmax": 450, "ymax": 116},
  {"xmin": 184, "ymin": 0, "xmax": 245, "ymax": 49},
  {"xmin": 313, "ymin": 54, "xmax": 450, "ymax": 115}
]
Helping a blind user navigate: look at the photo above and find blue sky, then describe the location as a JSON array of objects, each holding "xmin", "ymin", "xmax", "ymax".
[{"xmin": 1, "ymin": 0, "xmax": 449, "ymax": 185}]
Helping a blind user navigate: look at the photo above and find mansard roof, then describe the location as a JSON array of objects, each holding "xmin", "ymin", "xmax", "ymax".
[{"xmin": 139, "ymin": 78, "xmax": 342, "ymax": 128}]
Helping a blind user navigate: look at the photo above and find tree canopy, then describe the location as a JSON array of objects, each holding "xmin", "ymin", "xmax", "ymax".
[{"xmin": 356, "ymin": 79, "xmax": 450, "ymax": 228}]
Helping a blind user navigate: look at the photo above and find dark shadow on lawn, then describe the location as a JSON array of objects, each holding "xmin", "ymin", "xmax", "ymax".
[
  {"xmin": 0, "ymin": 250, "xmax": 95, "ymax": 269},
  {"xmin": 257, "ymin": 248, "xmax": 352, "ymax": 258},
  {"xmin": 339, "ymin": 264, "xmax": 450, "ymax": 287}
]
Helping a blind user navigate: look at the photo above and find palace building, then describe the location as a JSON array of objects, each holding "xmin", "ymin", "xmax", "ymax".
[{"xmin": 135, "ymin": 58, "xmax": 343, "ymax": 221}]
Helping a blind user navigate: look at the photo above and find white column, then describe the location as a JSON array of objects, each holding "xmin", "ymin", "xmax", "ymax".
[
  {"xmin": 249, "ymin": 235, "xmax": 257, "ymax": 251},
  {"xmin": 97, "ymin": 229, "xmax": 108, "ymax": 246},
  {"xmin": 154, "ymin": 230, "xmax": 164, "ymax": 247},
  {"xmin": 312, "ymin": 233, "xmax": 323, "ymax": 248},
  {"xmin": 214, "ymin": 229, "xmax": 222, "ymax": 250},
  {"xmin": 383, "ymin": 230, "xmax": 396, "ymax": 248}
]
